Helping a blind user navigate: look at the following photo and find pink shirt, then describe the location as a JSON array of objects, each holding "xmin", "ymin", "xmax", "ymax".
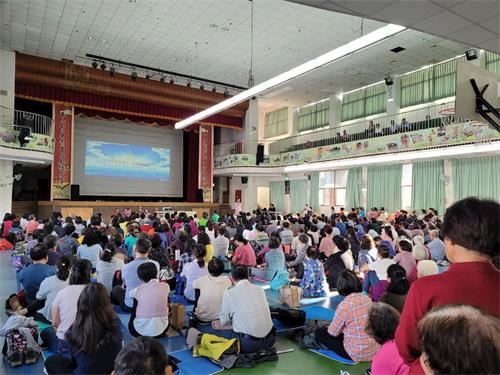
[
  {"xmin": 371, "ymin": 340, "xmax": 409, "ymax": 375},
  {"xmin": 25, "ymin": 220, "xmax": 39, "ymax": 235},
  {"xmin": 319, "ymin": 236, "xmax": 335, "ymax": 258},
  {"xmin": 129, "ymin": 279, "xmax": 169, "ymax": 318},
  {"xmin": 52, "ymin": 284, "xmax": 86, "ymax": 339},
  {"xmin": 394, "ymin": 251, "xmax": 416, "ymax": 276},
  {"xmin": 233, "ymin": 243, "xmax": 256, "ymax": 266}
]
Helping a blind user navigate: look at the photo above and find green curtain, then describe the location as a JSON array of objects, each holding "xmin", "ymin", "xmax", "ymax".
[
  {"xmin": 367, "ymin": 164, "xmax": 403, "ymax": 212},
  {"xmin": 433, "ymin": 58, "xmax": 459, "ymax": 100},
  {"xmin": 485, "ymin": 51, "xmax": 500, "ymax": 80},
  {"xmin": 365, "ymin": 83, "xmax": 387, "ymax": 116},
  {"xmin": 269, "ymin": 181, "xmax": 285, "ymax": 212},
  {"xmin": 264, "ymin": 107, "xmax": 288, "ymax": 138},
  {"xmin": 342, "ymin": 90, "xmax": 365, "ymax": 121},
  {"xmin": 345, "ymin": 167, "xmax": 362, "ymax": 209},
  {"xmin": 290, "ymin": 179, "xmax": 308, "ymax": 213},
  {"xmin": 298, "ymin": 101, "xmax": 329, "ymax": 132},
  {"xmin": 411, "ymin": 160, "xmax": 445, "ymax": 214},
  {"xmin": 309, "ymin": 172, "xmax": 320, "ymax": 211},
  {"xmin": 452, "ymin": 156, "xmax": 500, "ymax": 202},
  {"xmin": 401, "ymin": 68, "xmax": 433, "ymax": 108}
]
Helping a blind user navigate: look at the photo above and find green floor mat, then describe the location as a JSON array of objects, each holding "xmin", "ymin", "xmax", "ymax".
[{"xmin": 226, "ymin": 337, "xmax": 371, "ymax": 375}]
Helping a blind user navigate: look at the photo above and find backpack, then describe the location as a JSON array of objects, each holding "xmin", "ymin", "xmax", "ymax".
[
  {"xmin": 1, "ymin": 317, "xmax": 40, "ymax": 367},
  {"xmin": 270, "ymin": 307, "xmax": 306, "ymax": 327},
  {"xmin": 270, "ymin": 268, "xmax": 289, "ymax": 291}
]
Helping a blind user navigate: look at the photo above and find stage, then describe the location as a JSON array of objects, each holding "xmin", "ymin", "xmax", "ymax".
[{"xmin": 14, "ymin": 201, "xmax": 226, "ymax": 221}]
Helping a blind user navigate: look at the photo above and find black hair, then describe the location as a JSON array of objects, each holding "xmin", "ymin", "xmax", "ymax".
[
  {"xmin": 197, "ymin": 232, "xmax": 211, "ymax": 246},
  {"xmin": 82, "ymin": 230, "xmax": 101, "ymax": 247},
  {"xmin": 386, "ymin": 264, "xmax": 410, "ymax": 295},
  {"xmin": 298, "ymin": 233, "xmax": 309, "ymax": 244},
  {"xmin": 12, "ymin": 220, "xmax": 20, "ymax": 228},
  {"xmin": 135, "ymin": 238, "xmax": 152, "ymax": 254},
  {"xmin": 398, "ymin": 239, "xmax": 413, "ymax": 253},
  {"xmin": 234, "ymin": 233, "xmax": 248, "ymax": 245},
  {"xmin": 334, "ymin": 236, "xmax": 350, "ymax": 252},
  {"xmin": 441, "ymin": 198, "xmax": 499, "ymax": 258},
  {"xmin": 365, "ymin": 302, "xmax": 400, "ymax": 345},
  {"xmin": 114, "ymin": 336, "xmax": 169, "ymax": 375},
  {"xmin": 194, "ymin": 244, "xmax": 207, "ymax": 268},
  {"xmin": 377, "ymin": 244, "xmax": 391, "ymax": 259},
  {"xmin": 208, "ymin": 258, "xmax": 224, "ymax": 277},
  {"xmin": 30, "ymin": 244, "xmax": 49, "ymax": 261},
  {"xmin": 43, "ymin": 234, "xmax": 58, "ymax": 250},
  {"xmin": 231, "ymin": 265, "xmax": 249, "ymax": 281},
  {"xmin": 268, "ymin": 236, "xmax": 280, "ymax": 249},
  {"xmin": 137, "ymin": 262, "xmax": 158, "ymax": 282},
  {"xmin": 306, "ymin": 246, "xmax": 319, "ymax": 259},
  {"xmin": 336, "ymin": 270, "xmax": 362, "ymax": 296},
  {"xmin": 150, "ymin": 233, "xmax": 162, "ymax": 249},
  {"xmin": 101, "ymin": 243, "xmax": 116, "ymax": 262},
  {"xmin": 64, "ymin": 224, "xmax": 76, "ymax": 236},
  {"xmin": 69, "ymin": 259, "xmax": 92, "ymax": 285},
  {"xmin": 56, "ymin": 255, "xmax": 72, "ymax": 281}
]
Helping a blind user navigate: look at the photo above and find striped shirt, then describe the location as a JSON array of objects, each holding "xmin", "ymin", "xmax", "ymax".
[{"xmin": 328, "ymin": 293, "xmax": 379, "ymax": 362}]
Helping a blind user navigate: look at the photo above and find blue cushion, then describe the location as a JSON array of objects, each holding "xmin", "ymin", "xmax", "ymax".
[{"xmin": 309, "ymin": 348, "xmax": 358, "ymax": 365}]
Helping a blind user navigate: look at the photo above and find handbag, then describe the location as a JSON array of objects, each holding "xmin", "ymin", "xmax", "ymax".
[
  {"xmin": 279, "ymin": 285, "xmax": 302, "ymax": 308},
  {"xmin": 270, "ymin": 268, "xmax": 289, "ymax": 291},
  {"xmin": 159, "ymin": 266, "xmax": 175, "ymax": 282},
  {"xmin": 170, "ymin": 303, "xmax": 186, "ymax": 331}
]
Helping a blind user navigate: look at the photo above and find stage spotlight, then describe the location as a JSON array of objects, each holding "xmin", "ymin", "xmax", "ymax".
[
  {"xmin": 145, "ymin": 73, "xmax": 152, "ymax": 80},
  {"xmin": 187, "ymin": 81, "xmax": 192, "ymax": 88},
  {"xmin": 92, "ymin": 61, "xmax": 98, "ymax": 69},
  {"xmin": 212, "ymin": 86, "xmax": 217, "ymax": 93},
  {"xmin": 100, "ymin": 62, "xmax": 106, "ymax": 70},
  {"xmin": 109, "ymin": 66, "xmax": 116, "ymax": 76},
  {"xmin": 131, "ymin": 71, "xmax": 138, "ymax": 81},
  {"xmin": 169, "ymin": 78, "xmax": 175, "ymax": 84},
  {"xmin": 224, "ymin": 88, "xmax": 230, "ymax": 97},
  {"xmin": 160, "ymin": 76, "xmax": 166, "ymax": 83},
  {"xmin": 199, "ymin": 83, "xmax": 205, "ymax": 90},
  {"xmin": 465, "ymin": 48, "xmax": 477, "ymax": 61},
  {"xmin": 384, "ymin": 76, "xmax": 393, "ymax": 86}
]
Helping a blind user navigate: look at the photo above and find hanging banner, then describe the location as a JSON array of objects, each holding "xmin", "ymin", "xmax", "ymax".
[
  {"xmin": 52, "ymin": 104, "xmax": 73, "ymax": 199},
  {"xmin": 198, "ymin": 125, "xmax": 213, "ymax": 202}
]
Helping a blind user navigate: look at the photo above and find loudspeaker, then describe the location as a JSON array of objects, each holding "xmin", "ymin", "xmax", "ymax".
[
  {"xmin": 256, "ymin": 143, "xmax": 264, "ymax": 165},
  {"xmin": 70, "ymin": 184, "xmax": 80, "ymax": 201},
  {"xmin": 196, "ymin": 188, "xmax": 204, "ymax": 202},
  {"xmin": 241, "ymin": 176, "xmax": 248, "ymax": 184}
]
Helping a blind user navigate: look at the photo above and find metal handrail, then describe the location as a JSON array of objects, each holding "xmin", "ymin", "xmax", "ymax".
[{"xmin": 0, "ymin": 105, "xmax": 53, "ymax": 136}]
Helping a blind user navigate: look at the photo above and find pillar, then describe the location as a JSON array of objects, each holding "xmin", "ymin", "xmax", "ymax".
[
  {"xmin": 51, "ymin": 104, "xmax": 74, "ymax": 200},
  {"xmin": 329, "ymin": 94, "xmax": 342, "ymax": 128},
  {"xmin": 0, "ymin": 160, "xmax": 14, "ymax": 220},
  {"xmin": 443, "ymin": 159, "xmax": 453, "ymax": 208},
  {"xmin": 198, "ymin": 125, "xmax": 213, "ymax": 202},
  {"xmin": 0, "ymin": 49, "xmax": 15, "ymax": 109}
]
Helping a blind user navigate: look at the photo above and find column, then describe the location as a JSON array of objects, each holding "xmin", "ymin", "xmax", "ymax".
[
  {"xmin": 0, "ymin": 49, "xmax": 15, "ymax": 108},
  {"xmin": 443, "ymin": 159, "xmax": 453, "ymax": 208},
  {"xmin": 0, "ymin": 160, "xmax": 13, "ymax": 220},
  {"xmin": 198, "ymin": 125, "xmax": 213, "ymax": 202},
  {"xmin": 51, "ymin": 104, "xmax": 73, "ymax": 200},
  {"xmin": 329, "ymin": 94, "xmax": 342, "ymax": 128},
  {"xmin": 361, "ymin": 166, "xmax": 368, "ymax": 209}
]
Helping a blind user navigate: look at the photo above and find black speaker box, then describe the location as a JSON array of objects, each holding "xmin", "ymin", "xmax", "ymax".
[
  {"xmin": 256, "ymin": 143, "xmax": 264, "ymax": 165},
  {"xmin": 196, "ymin": 188, "xmax": 204, "ymax": 202},
  {"xmin": 70, "ymin": 184, "xmax": 80, "ymax": 201},
  {"xmin": 241, "ymin": 176, "xmax": 248, "ymax": 184}
]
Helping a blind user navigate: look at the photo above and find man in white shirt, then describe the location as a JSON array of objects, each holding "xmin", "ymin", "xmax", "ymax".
[
  {"xmin": 213, "ymin": 266, "xmax": 275, "ymax": 353},
  {"xmin": 213, "ymin": 227, "xmax": 230, "ymax": 259}
]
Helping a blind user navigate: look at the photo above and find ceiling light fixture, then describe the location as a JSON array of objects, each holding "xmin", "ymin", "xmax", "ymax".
[
  {"xmin": 109, "ymin": 66, "xmax": 116, "ymax": 76},
  {"xmin": 223, "ymin": 88, "xmax": 230, "ymax": 97},
  {"xmin": 100, "ymin": 62, "xmax": 106, "ymax": 70},
  {"xmin": 175, "ymin": 23, "xmax": 406, "ymax": 129},
  {"xmin": 187, "ymin": 80, "xmax": 192, "ymax": 88},
  {"xmin": 160, "ymin": 76, "xmax": 166, "ymax": 83},
  {"xmin": 131, "ymin": 70, "xmax": 137, "ymax": 81},
  {"xmin": 145, "ymin": 73, "xmax": 152, "ymax": 79},
  {"xmin": 169, "ymin": 78, "xmax": 175, "ymax": 84},
  {"xmin": 200, "ymin": 83, "xmax": 205, "ymax": 90},
  {"xmin": 91, "ymin": 61, "xmax": 98, "ymax": 69},
  {"xmin": 283, "ymin": 142, "xmax": 500, "ymax": 173},
  {"xmin": 212, "ymin": 86, "xmax": 217, "ymax": 93}
]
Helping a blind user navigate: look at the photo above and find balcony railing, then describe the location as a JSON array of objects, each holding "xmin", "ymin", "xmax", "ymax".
[{"xmin": 0, "ymin": 105, "xmax": 52, "ymax": 136}]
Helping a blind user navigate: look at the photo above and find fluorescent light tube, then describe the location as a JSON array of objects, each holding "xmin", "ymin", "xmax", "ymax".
[
  {"xmin": 175, "ymin": 24, "xmax": 406, "ymax": 129},
  {"xmin": 283, "ymin": 142, "xmax": 500, "ymax": 173}
]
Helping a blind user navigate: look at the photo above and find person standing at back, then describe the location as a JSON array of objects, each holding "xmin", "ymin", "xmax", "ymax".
[
  {"xmin": 395, "ymin": 197, "xmax": 500, "ymax": 373},
  {"xmin": 111, "ymin": 238, "xmax": 159, "ymax": 312}
]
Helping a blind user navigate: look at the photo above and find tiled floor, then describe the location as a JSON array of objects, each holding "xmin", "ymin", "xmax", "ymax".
[{"xmin": 0, "ymin": 250, "xmax": 370, "ymax": 374}]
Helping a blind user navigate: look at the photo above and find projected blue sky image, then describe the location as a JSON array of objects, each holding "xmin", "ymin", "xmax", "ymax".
[{"xmin": 85, "ymin": 140, "xmax": 170, "ymax": 180}]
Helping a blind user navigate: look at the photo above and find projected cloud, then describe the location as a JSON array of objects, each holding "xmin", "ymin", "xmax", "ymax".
[{"xmin": 84, "ymin": 140, "xmax": 171, "ymax": 181}]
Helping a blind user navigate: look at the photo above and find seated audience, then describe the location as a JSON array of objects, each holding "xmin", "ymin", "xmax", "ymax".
[
  {"xmin": 41, "ymin": 259, "xmax": 92, "ymax": 353},
  {"xmin": 319, "ymin": 224, "xmax": 335, "ymax": 258},
  {"xmin": 427, "ymin": 229, "xmax": 445, "ymax": 262},
  {"xmin": 253, "ymin": 236, "xmax": 286, "ymax": 280},
  {"xmin": 315, "ymin": 270, "xmax": 378, "ymax": 362},
  {"xmin": 232, "ymin": 234, "xmax": 256, "ymax": 267},
  {"xmin": 19, "ymin": 244, "xmax": 56, "ymax": 305},
  {"xmin": 300, "ymin": 247, "xmax": 328, "ymax": 298},
  {"xmin": 286, "ymin": 233, "xmax": 309, "ymax": 275},
  {"xmin": 57, "ymin": 224, "xmax": 79, "ymax": 256},
  {"xmin": 379, "ymin": 264, "xmax": 410, "ymax": 313},
  {"xmin": 76, "ymin": 230, "xmax": 103, "ymax": 270},
  {"xmin": 416, "ymin": 259, "xmax": 438, "ymax": 278},
  {"xmin": 197, "ymin": 231, "xmax": 214, "ymax": 263},
  {"xmin": 123, "ymin": 223, "xmax": 139, "ymax": 258},
  {"xmin": 361, "ymin": 244, "xmax": 395, "ymax": 301},
  {"xmin": 129, "ymin": 262, "xmax": 170, "ymax": 337},
  {"xmin": 365, "ymin": 302, "xmax": 409, "ymax": 375},
  {"xmin": 396, "ymin": 198, "xmax": 499, "ymax": 372},
  {"xmin": 97, "ymin": 243, "xmax": 125, "ymax": 294},
  {"xmin": 393, "ymin": 239, "xmax": 416, "ymax": 276},
  {"xmin": 148, "ymin": 233, "xmax": 169, "ymax": 268},
  {"xmin": 324, "ymin": 237, "xmax": 351, "ymax": 289},
  {"xmin": 113, "ymin": 336, "xmax": 172, "ymax": 375},
  {"xmin": 214, "ymin": 266, "xmax": 275, "ymax": 353},
  {"xmin": 279, "ymin": 221, "xmax": 293, "ymax": 246},
  {"xmin": 44, "ymin": 283, "xmax": 122, "ymax": 375},
  {"xmin": 417, "ymin": 304, "xmax": 499, "ymax": 375},
  {"xmin": 213, "ymin": 227, "xmax": 230, "ymax": 259},
  {"xmin": 193, "ymin": 258, "xmax": 231, "ymax": 322},
  {"xmin": 357, "ymin": 235, "xmax": 378, "ymax": 267},
  {"xmin": 44, "ymin": 235, "xmax": 62, "ymax": 266},
  {"xmin": 181, "ymin": 244, "xmax": 209, "ymax": 303},
  {"xmin": 111, "ymin": 238, "xmax": 159, "ymax": 312}
]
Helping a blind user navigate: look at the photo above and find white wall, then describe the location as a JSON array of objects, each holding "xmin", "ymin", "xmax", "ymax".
[
  {"xmin": 0, "ymin": 49, "xmax": 15, "ymax": 109},
  {"xmin": 0, "ymin": 160, "xmax": 13, "ymax": 221}
]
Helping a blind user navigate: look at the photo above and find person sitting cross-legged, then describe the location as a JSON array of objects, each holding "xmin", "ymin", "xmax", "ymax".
[{"xmin": 212, "ymin": 265, "xmax": 276, "ymax": 354}]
